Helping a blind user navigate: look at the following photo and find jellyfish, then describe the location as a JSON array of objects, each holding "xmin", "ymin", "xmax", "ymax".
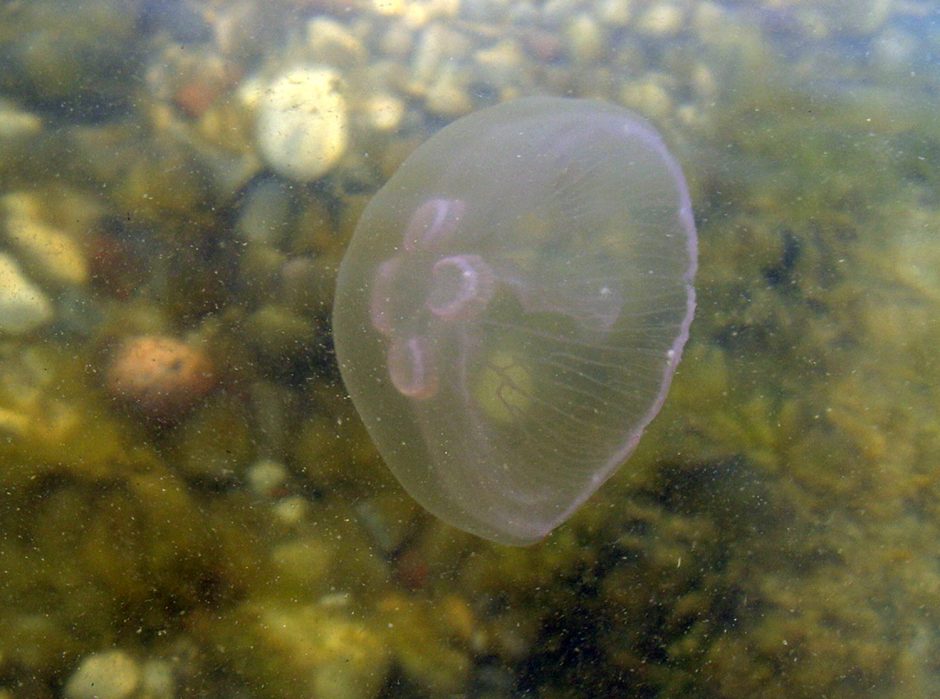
[{"xmin": 333, "ymin": 97, "xmax": 697, "ymax": 545}]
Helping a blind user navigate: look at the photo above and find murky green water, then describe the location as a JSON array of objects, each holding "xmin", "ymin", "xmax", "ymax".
[{"xmin": 0, "ymin": 0, "xmax": 938, "ymax": 697}]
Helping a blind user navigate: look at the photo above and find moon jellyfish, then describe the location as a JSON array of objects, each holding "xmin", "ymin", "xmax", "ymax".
[{"xmin": 333, "ymin": 97, "xmax": 697, "ymax": 545}]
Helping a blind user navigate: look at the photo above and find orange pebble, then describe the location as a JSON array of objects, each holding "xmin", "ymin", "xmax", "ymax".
[{"xmin": 106, "ymin": 335, "xmax": 216, "ymax": 420}]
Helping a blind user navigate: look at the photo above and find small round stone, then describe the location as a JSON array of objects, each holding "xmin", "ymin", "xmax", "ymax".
[
  {"xmin": 306, "ymin": 17, "xmax": 367, "ymax": 67},
  {"xmin": 248, "ymin": 458, "xmax": 289, "ymax": 497},
  {"xmin": 256, "ymin": 66, "xmax": 349, "ymax": 182},
  {"xmin": 424, "ymin": 67, "xmax": 473, "ymax": 117},
  {"xmin": 566, "ymin": 13, "xmax": 606, "ymax": 64},
  {"xmin": 105, "ymin": 335, "xmax": 216, "ymax": 420},
  {"xmin": 637, "ymin": 2, "xmax": 685, "ymax": 38},
  {"xmin": 139, "ymin": 659, "xmax": 175, "ymax": 699},
  {"xmin": 620, "ymin": 76, "xmax": 673, "ymax": 119},
  {"xmin": 2, "ymin": 192, "xmax": 88, "ymax": 287},
  {"xmin": 64, "ymin": 650, "xmax": 140, "ymax": 699},
  {"xmin": 0, "ymin": 98, "xmax": 42, "ymax": 139},
  {"xmin": 598, "ymin": 0, "xmax": 633, "ymax": 27},
  {"xmin": 272, "ymin": 495, "xmax": 310, "ymax": 526},
  {"xmin": 364, "ymin": 93, "xmax": 406, "ymax": 133},
  {"xmin": 0, "ymin": 252, "xmax": 53, "ymax": 335},
  {"xmin": 234, "ymin": 179, "xmax": 294, "ymax": 246}
]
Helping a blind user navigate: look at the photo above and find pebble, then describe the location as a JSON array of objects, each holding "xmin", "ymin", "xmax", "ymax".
[
  {"xmin": 64, "ymin": 650, "xmax": 140, "ymax": 699},
  {"xmin": 139, "ymin": 660, "xmax": 175, "ymax": 699},
  {"xmin": 270, "ymin": 536, "xmax": 334, "ymax": 593},
  {"xmin": 379, "ymin": 22, "xmax": 416, "ymax": 59},
  {"xmin": 248, "ymin": 458, "xmax": 289, "ymax": 497},
  {"xmin": 244, "ymin": 304, "xmax": 316, "ymax": 363},
  {"xmin": 428, "ymin": 0, "xmax": 462, "ymax": 20},
  {"xmin": 620, "ymin": 76, "xmax": 673, "ymax": 119},
  {"xmin": 373, "ymin": 0, "xmax": 406, "ymax": 15},
  {"xmin": 541, "ymin": 0, "xmax": 582, "ymax": 27},
  {"xmin": 255, "ymin": 65, "xmax": 349, "ymax": 182},
  {"xmin": 306, "ymin": 17, "xmax": 368, "ymax": 67},
  {"xmin": 676, "ymin": 102, "xmax": 708, "ymax": 130},
  {"xmin": 566, "ymin": 12, "xmax": 606, "ymax": 64},
  {"xmin": 0, "ymin": 252, "xmax": 53, "ymax": 335},
  {"xmin": 235, "ymin": 178, "xmax": 295, "ymax": 246},
  {"xmin": 409, "ymin": 24, "xmax": 471, "ymax": 93},
  {"xmin": 1, "ymin": 192, "xmax": 89, "ymax": 287},
  {"xmin": 363, "ymin": 93, "xmax": 406, "ymax": 132},
  {"xmin": 279, "ymin": 255, "xmax": 321, "ymax": 313},
  {"xmin": 105, "ymin": 335, "xmax": 217, "ymax": 421},
  {"xmin": 0, "ymin": 99, "xmax": 42, "ymax": 139},
  {"xmin": 474, "ymin": 40, "xmax": 528, "ymax": 94},
  {"xmin": 637, "ymin": 2, "xmax": 685, "ymax": 38},
  {"xmin": 272, "ymin": 495, "xmax": 310, "ymax": 526},
  {"xmin": 520, "ymin": 28, "xmax": 564, "ymax": 63},
  {"xmin": 692, "ymin": 1, "xmax": 727, "ymax": 45},
  {"xmin": 598, "ymin": 0, "xmax": 632, "ymax": 27},
  {"xmin": 826, "ymin": 0, "xmax": 893, "ymax": 37},
  {"xmin": 424, "ymin": 66, "xmax": 473, "ymax": 116}
]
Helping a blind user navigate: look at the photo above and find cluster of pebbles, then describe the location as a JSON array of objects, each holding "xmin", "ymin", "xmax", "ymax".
[
  {"xmin": 0, "ymin": 0, "xmax": 926, "ymax": 350},
  {"xmin": 139, "ymin": 0, "xmax": 926, "ymax": 198}
]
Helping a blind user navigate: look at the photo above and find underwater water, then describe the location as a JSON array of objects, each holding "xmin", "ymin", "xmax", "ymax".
[{"xmin": 0, "ymin": 0, "xmax": 938, "ymax": 697}]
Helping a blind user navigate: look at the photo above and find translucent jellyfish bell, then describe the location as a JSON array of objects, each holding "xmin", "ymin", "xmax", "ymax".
[{"xmin": 333, "ymin": 97, "xmax": 697, "ymax": 545}]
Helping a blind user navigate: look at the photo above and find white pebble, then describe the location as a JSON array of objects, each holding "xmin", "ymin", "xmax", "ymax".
[
  {"xmin": 248, "ymin": 458, "xmax": 289, "ymax": 497},
  {"xmin": 64, "ymin": 650, "xmax": 140, "ymax": 699},
  {"xmin": 0, "ymin": 252, "xmax": 52, "ymax": 335},
  {"xmin": 364, "ymin": 93, "xmax": 405, "ymax": 132},
  {"xmin": 0, "ymin": 99, "xmax": 42, "ymax": 139},
  {"xmin": 256, "ymin": 66, "xmax": 349, "ymax": 182},
  {"xmin": 2, "ymin": 192, "xmax": 88, "ymax": 287}
]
